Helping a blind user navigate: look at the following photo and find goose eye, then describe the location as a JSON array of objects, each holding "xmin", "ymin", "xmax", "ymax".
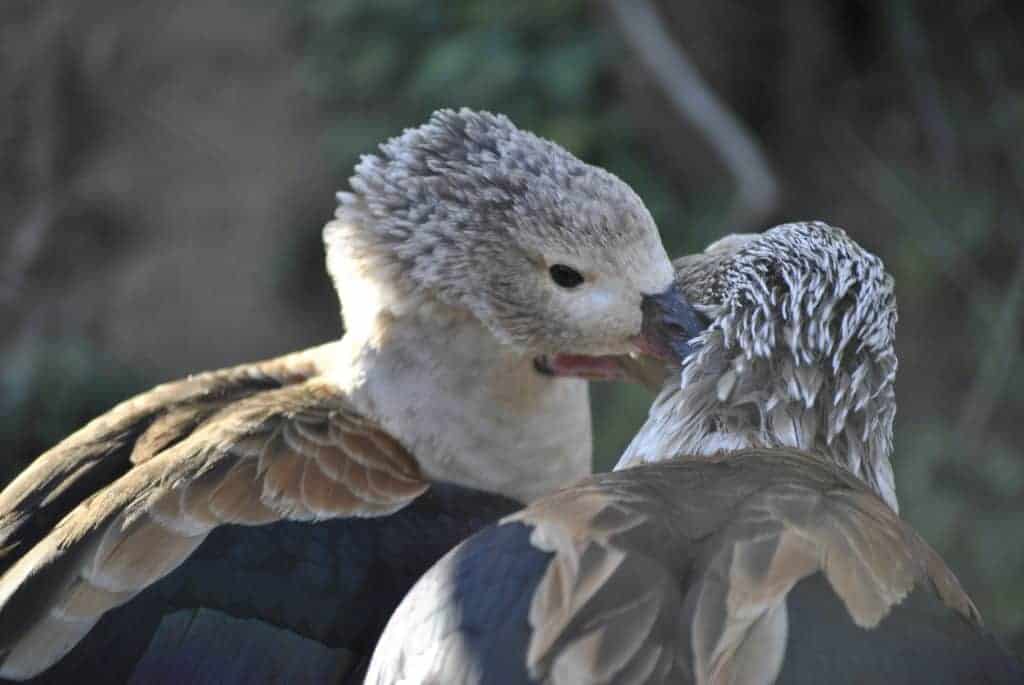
[{"xmin": 549, "ymin": 264, "xmax": 584, "ymax": 289}]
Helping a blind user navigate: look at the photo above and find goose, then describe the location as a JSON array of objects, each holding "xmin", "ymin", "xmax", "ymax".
[
  {"xmin": 367, "ymin": 221, "xmax": 1024, "ymax": 684},
  {"xmin": 0, "ymin": 108, "xmax": 703, "ymax": 681}
]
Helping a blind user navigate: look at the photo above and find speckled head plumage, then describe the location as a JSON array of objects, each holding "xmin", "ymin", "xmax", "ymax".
[
  {"xmin": 324, "ymin": 108, "xmax": 674, "ymax": 355},
  {"xmin": 621, "ymin": 221, "xmax": 900, "ymax": 510}
]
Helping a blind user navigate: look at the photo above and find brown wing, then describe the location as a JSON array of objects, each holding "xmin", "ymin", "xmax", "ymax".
[
  {"xmin": 495, "ymin": 453, "xmax": 979, "ymax": 685},
  {"xmin": 0, "ymin": 345, "xmax": 326, "ymax": 575},
  {"xmin": 684, "ymin": 463, "xmax": 978, "ymax": 685},
  {"xmin": 0, "ymin": 345, "xmax": 427, "ymax": 680}
]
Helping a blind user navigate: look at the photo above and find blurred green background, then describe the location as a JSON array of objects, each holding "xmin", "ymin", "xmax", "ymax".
[{"xmin": 2, "ymin": 0, "xmax": 1022, "ymax": 653}]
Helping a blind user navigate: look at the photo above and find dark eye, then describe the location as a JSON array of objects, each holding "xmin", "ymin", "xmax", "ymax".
[{"xmin": 549, "ymin": 264, "xmax": 584, "ymax": 289}]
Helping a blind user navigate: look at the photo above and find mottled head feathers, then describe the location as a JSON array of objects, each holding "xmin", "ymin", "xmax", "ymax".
[
  {"xmin": 324, "ymin": 108, "xmax": 673, "ymax": 354},
  {"xmin": 621, "ymin": 222, "xmax": 900, "ymax": 511}
]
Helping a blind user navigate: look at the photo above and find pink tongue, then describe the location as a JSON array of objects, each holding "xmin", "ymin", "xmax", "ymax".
[{"xmin": 547, "ymin": 354, "xmax": 624, "ymax": 380}]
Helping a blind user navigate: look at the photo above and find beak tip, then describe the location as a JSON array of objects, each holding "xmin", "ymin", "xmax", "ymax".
[{"xmin": 639, "ymin": 282, "xmax": 708, "ymax": 366}]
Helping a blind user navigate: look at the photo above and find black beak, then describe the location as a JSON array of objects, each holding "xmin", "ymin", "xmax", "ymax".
[{"xmin": 637, "ymin": 282, "xmax": 709, "ymax": 365}]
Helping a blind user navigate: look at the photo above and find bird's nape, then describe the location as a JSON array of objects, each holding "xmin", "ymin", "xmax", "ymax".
[{"xmin": 620, "ymin": 221, "xmax": 899, "ymax": 511}]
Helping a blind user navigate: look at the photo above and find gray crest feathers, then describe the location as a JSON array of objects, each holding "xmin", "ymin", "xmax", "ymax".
[{"xmin": 624, "ymin": 221, "xmax": 900, "ymax": 510}]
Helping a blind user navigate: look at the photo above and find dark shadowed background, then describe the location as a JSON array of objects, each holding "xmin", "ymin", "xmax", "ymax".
[{"xmin": 2, "ymin": 0, "xmax": 1022, "ymax": 654}]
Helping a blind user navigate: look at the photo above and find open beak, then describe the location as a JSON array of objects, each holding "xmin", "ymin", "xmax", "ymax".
[
  {"xmin": 633, "ymin": 281, "xmax": 709, "ymax": 365},
  {"xmin": 533, "ymin": 354, "xmax": 625, "ymax": 381},
  {"xmin": 534, "ymin": 282, "xmax": 708, "ymax": 385}
]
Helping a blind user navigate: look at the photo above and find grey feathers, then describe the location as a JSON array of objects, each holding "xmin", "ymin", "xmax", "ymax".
[
  {"xmin": 342, "ymin": 108, "xmax": 643, "ymax": 251},
  {"xmin": 622, "ymin": 221, "xmax": 900, "ymax": 511},
  {"xmin": 324, "ymin": 108, "xmax": 665, "ymax": 350}
]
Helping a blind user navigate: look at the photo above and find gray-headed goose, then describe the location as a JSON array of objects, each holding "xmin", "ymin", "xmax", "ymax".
[
  {"xmin": 0, "ymin": 109, "xmax": 701, "ymax": 680},
  {"xmin": 367, "ymin": 222, "xmax": 1023, "ymax": 685}
]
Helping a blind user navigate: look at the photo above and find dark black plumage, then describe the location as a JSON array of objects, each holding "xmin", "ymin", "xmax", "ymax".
[
  {"xmin": 446, "ymin": 522, "xmax": 552, "ymax": 684},
  {"xmin": 779, "ymin": 573, "xmax": 1024, "ymax": 685}
]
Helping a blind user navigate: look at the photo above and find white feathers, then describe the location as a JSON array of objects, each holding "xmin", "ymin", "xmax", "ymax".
[
  {"xmin": 716, "ymin": 369, "xmax": 738, "ymax": 403},
  {"xmin": 622, "ymin": 222, "xmax": 899, "ymax": 512}
]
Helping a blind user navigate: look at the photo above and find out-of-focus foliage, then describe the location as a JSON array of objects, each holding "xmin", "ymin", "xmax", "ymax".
[{"xmin": 2, "ymin": 0, "xmax": 1022, "ymax": 654}]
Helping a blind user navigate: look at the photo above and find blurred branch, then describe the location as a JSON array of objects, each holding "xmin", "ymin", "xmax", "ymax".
[
  {"xmin": 0, "ymin": 200, "xmax": 57, "ymax": 308},
  {"xmin": 604, "ymin": 0, "xmax": 779, "ymax": 230},
  {"xmin": 1, "ymin": 11, "xmax": 66, "ymax": 311}
]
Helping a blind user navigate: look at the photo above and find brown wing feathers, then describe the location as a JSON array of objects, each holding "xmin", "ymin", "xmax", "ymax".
[
  {"xmin": 0, "ymin": 347, "xmax": 321, "ymax": 576},
  {"xmin": 0, "ymin": 349, "xmax": 427, "ymax": 680},
  {"xmin": 683, "ymin": 453, "xmax": 980, "ymax": 685},
  {"xmin": 497, "ymin": 455, "xmax": 983, "ymax": 685}
]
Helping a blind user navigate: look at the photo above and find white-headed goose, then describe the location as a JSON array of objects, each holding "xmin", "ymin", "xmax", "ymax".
[{"xmin": 0, "ymin": 109, "xmax": 702, "ymax": 681}]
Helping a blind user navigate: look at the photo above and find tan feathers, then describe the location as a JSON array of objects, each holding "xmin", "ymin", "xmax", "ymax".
[
  {"xmin": 507, "ymin": 454, "xmax": 979, "ymax": 685},
  {"xmin": 0, "ymin": 350, "xmax": 427, "ymax": 679}
]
